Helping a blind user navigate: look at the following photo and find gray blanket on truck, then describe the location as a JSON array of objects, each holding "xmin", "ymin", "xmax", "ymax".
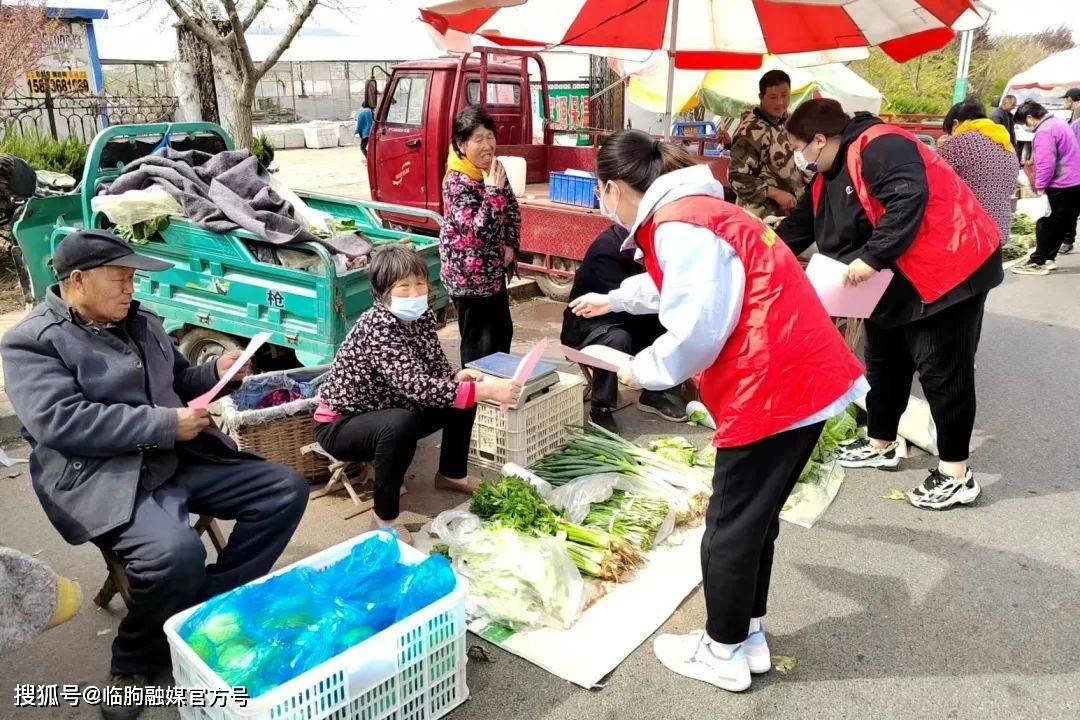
[{"xmin": 106, "ymin": 148, "xmax": 365, "ymax": 257}]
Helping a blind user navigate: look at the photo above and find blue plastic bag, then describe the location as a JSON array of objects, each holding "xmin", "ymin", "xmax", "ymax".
[{"xmin": 395, "ymin": 555, "xmax": 456, "ymax": 622}]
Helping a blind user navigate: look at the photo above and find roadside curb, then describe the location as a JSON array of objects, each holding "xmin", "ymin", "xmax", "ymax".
[{"xmin": 0, "ymin": 399, "xmax": 21, "ymax": 441}]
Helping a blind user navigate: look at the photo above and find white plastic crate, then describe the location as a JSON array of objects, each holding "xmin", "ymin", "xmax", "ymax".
[
  {"xmin": 164, "ymin": 532, "xmax": 468, "ymax": 720},
  {"xmin": 303, "ymin": 122, "xmax": 339, "ymax": 149},
  {"xmin": 468, "ymin": 371, "xmax": 584, "ymax": 475},
  {"xmin": 338, "ymin": 123, "xmax": 358, "ymax": 146}
]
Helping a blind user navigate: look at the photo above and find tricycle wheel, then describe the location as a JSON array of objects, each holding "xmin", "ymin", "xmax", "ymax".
[
  {"xmin": 177, "ymin": 328, "xmax": 244, "ymax": 368},
  {"xmin": 532, "ymin": 256, "xmax": 579, "ymax": 303}
]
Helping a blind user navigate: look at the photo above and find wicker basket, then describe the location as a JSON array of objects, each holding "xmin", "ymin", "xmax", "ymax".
[{"xmin": 217, "ymin": 368, "xmax": 331, "ymax": 481}]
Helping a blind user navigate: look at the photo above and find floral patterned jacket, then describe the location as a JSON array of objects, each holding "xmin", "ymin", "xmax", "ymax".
[
  {"xmin": 439, "ymin": 170, "xmax": 521, "ymax": 298},
  {"xmin": 318, "ymin": 303, "xmax": 462, "ymax": 415}
]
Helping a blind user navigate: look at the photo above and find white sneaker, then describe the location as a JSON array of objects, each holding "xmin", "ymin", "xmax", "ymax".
[
  {"xmin": 653, "ymin": 631, "xmax": 752, "ymax": 692},
  {"xmin": 743, "ymin": 627, "xmax": 771, "ymax": 674},
  {"xmin": 905, "ymin": 469, "xmax": 981, "ymax": 510}
]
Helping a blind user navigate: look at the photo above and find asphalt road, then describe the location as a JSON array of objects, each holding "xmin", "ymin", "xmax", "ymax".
[{"xmin": 2, "ymin": 258, "xmax": 1078, "ymax": 720}]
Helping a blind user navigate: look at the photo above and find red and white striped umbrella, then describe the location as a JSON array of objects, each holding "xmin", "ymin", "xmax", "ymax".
[{"xmin": 421, "ymin": 0, "xmax": 991, "ymax": 68}]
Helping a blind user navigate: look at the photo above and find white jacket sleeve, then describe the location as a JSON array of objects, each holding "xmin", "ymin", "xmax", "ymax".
[
  {"xmin": 607, "ymin": 272, "xmax": 660, "ymax": 315},
  {"xmin": 629, "ymin": 222, "xmax": 745, "ymax": 391}
]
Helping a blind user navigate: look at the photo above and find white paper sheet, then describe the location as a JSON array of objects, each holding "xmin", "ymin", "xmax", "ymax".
[
  {"xmin": 466, "ymin": 525, "xmax": 705, "ymax": 688},
  {"xmin": 188, "ymin": 332, "xmax": 271, "ymax": 409},
  {"xmin": 805, "ymin": 253, "xmax": 893, "ymax": 319}
]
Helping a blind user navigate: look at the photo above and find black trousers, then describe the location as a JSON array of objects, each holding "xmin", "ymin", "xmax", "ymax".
[
  {"xmin": 702, "ymin": 421, "xmax": 823, "ymax": 644},
  {"xmin": 579, "ymin": 320, "xmax": 664, "ymax": 411},
  {"xmin": 1032, "ymin": 184, "xmax": 1080, "ymax": 264},
  {"xmin": 454, "ymin": 289, "xmax": 513, "ymax": 366},
  {"xmin": 360, "ymin": 137, "xmax": 369, "ymax": 155},
  {"xmin": 92, "ymin": 460, "xmax": 308, "ymax": 674},
  {"xmin": 864, "ymin": 293, "xmax": 987, "ymax": 463},
  {"xmin": 314, "ymin": 406, "xmax": 476, "ymax": 520}
]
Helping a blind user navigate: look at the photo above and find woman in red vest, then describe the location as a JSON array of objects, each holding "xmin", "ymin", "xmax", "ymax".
[
  {"xmin": 570, "ymin": 130, "xmax": 866, "ymax": 692},
  {"xmin": 778, "ymin": 99, "xmax": 1003, "ymax": 510}
]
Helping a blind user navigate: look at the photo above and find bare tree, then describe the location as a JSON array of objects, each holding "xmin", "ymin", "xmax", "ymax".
[
  {"xmin": 160, "ymin": 0, "xmax": 319, "ymax": 148},
  {"xmin": 0, "ymin": 2, "xmax": 60, "ymax": 98}
]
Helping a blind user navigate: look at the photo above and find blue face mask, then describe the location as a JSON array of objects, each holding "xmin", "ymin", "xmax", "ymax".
[{"xmin": 388, "ymin": 294, "xmax": 427, "ymax": 321}]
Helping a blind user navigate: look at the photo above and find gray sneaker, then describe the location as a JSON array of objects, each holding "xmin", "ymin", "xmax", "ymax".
[
  {"xmin": 836, "ymin": 437, "xmax": 901, "ymax": 470},
  {"xmin": 1011, "ymin": 261, "xmax": 1049, "ymax": 276}
]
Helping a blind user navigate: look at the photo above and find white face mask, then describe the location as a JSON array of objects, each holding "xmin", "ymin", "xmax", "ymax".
[
  {"xmin": 598, "ymin": 180, "xmax": 627, "ymax": 228},
  {"xmin": 388, "ymin": 294, "xmax": 427, "ymax": 321},
  {"xmin": 794, "ymin": 138, "xmax": 822, "ymax": 174}
]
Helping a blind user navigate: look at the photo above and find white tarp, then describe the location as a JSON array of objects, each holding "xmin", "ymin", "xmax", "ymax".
[{"xmin": 465, "ymin": 525, "xmax": 706, "ymax": 689}]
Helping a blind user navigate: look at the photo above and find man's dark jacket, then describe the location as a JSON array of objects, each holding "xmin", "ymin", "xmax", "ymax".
[{"xmin": 0, "ymin": 287, "xmax": 253, "ymax": 544}]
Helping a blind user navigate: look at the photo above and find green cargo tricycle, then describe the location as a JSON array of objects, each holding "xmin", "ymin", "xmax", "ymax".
[{"xmin": 12, "ymin": 122, "xmax": 447, "ymax": 367}]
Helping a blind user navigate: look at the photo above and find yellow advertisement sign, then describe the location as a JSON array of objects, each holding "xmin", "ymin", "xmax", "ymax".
[{"xmin": 26, "ymin": 70, "xmax": 90, "ymax": 95}]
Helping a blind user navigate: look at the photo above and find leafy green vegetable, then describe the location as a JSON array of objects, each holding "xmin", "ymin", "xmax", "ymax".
[
  {"xmin": 116, "ymin": 215, "xmax": 169, "ymax": 244},
  {"xmin": 470, "ymin": 475, "xmax": 641, "ymax": 579},
  {"xmin": 449, "ymin": 526, "xmax": 583, "ymax": 629},
  {"xmin": 687, "ymin": 409, "xmax": 709, "ymax": 425},
  {"xmin": 1002, "ymin": 242, "xmax": 1030, "ymax": 262},
  {"xmin": 648, "ymin": 436, "xmax": 697, "ymax": 467},
  {"xmin": 308, "ymin": 217, "xmax": 359, "ymax": 238},
  {"xmin": 471, "ymin": 475, "xmax": 559, "ymax": 534},
  {"xmin": 1011, "ymin": 212, "xmax": 1036, "ymax": 236},
  {"xmin": 583, "ymin": 490, "xmax": 670, "ymax": 550},
  {"xmin": 772, "ymin": 655, "xmax": 797, "ymax": 673}
]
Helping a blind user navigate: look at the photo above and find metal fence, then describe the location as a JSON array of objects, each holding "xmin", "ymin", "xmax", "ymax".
[
  {"xmin": 253, "ymin": 61, "xmax": 390, "ymax": 124},
  {"xmin": 0, "ymin": 87, "xmax": 178, "ymax": 143}
]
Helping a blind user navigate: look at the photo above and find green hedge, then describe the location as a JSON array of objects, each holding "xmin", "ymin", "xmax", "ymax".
[{"xmin": 0, "ymin": 131, "xmax": 87, "ymax": 178}]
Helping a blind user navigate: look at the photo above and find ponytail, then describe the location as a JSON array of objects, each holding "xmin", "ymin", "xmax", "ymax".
[{"xmin": 596, "ymin": 129, "xmax": 696, "ymax": 193}]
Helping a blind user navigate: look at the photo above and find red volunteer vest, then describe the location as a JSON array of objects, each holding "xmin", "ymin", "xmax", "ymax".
[
  {"xmin": 811, "ymin": 123, "xmax": 1001, "ymax": 303},
  {"xmin": 636, "ymin": 196, "xmax": 865, "ymax": 448}
]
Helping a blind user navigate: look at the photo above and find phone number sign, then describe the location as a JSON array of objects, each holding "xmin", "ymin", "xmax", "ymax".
[{"xmin": 26, "ymin": 70, "xmax": 90, "ymax": 95}]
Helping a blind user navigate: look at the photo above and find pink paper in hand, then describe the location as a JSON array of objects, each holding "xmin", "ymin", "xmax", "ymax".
[
  {"xmin": 559, "ymin": 343, "xmax": 620, "ymax": 372},
  {"xmin": 188, "ymin": 332, "xmax": 270, "ymax": 409},
  {"xmin": 805, "ymin": 254, "xmax": 894, "ymax": 319},
  {"xmin": 502, "ymin": 338, "xmax": 548, "ymax": 413}
]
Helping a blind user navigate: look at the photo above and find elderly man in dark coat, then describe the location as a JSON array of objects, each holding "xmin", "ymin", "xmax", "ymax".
[{"xmin": 0, "ymin": 229, "xmax": 308, "ymax": 720}]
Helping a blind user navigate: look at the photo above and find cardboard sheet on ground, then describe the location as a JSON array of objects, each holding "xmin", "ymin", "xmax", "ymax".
[
  {"xmin": 464, "ymin": 525, "xmax": 705, "ymax": 688},
  {"xmin": 415, "ymin": 516, "xmax": 704, "ymax": 688},
  {"xmin": 805, "ymin": 253, "xmax": 893, "ymax": 319},
  {"xmin": 188, "ymin": 332, "xmax": 270, "ymax": 409}
]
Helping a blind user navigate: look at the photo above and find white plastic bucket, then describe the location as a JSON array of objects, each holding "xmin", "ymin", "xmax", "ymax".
[{"xmin": 498, "ymin": 155, "xmax": 527, "ymax": 197}]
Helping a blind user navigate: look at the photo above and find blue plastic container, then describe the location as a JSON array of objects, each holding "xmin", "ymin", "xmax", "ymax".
[
  {"xmin": 549, "ymin": 171, "xmax": 599, "ymax": 208},
  {"xmin": 672, "ymin": 121, "xmax": 718, "ymax": 137}
]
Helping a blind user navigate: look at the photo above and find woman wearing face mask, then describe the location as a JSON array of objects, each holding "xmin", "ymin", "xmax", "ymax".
[
  {"xmin": 440, "ymin": 105, "xmax": 521, "ymax": 364},
  {"xmin": 570, "ymin": 129, "xmax": 866, "ymax": 692},
  {"xmin": 777, "ymin": 99, "xmax": 1003, "ymax": 510},
  {"xmin": 314, "ymin": 246, "xmax": 521, "ymax": 541}
]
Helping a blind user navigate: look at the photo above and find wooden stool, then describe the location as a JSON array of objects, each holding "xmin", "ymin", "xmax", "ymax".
[
  {"xmin": 302, "ymin": 443, "xmax": 392, "ymax": 520},
  {"xmin": 93, "ymin": 515, "xmax": 228, "ymax": 611}
]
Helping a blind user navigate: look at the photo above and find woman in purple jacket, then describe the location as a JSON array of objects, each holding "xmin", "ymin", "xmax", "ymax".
[{"xmin": 1011, "ymin": 101, "xmax": 1080, "ymax": 274}]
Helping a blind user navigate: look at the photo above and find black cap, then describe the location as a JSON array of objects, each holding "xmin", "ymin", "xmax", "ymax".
[
  {"xmin": 1063, "ymin": 88, "xmax": 1080, "ymax": 101},
  {"xmin": 52, "ymin": 229, "xmax": 171, "ymax": 280}
]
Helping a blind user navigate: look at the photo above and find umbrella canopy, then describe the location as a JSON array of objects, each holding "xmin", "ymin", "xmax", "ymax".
[
  {"xmin": 624, "ymin": 55, "xmax": 882, "ymax": 119},
  {"xmin": 1006, "ymin": 47, "xmax": 1080, "ymax": 93},
  {"xmin": 421, "ymin": 0, "xmax": 991, "ymax": 67}
]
